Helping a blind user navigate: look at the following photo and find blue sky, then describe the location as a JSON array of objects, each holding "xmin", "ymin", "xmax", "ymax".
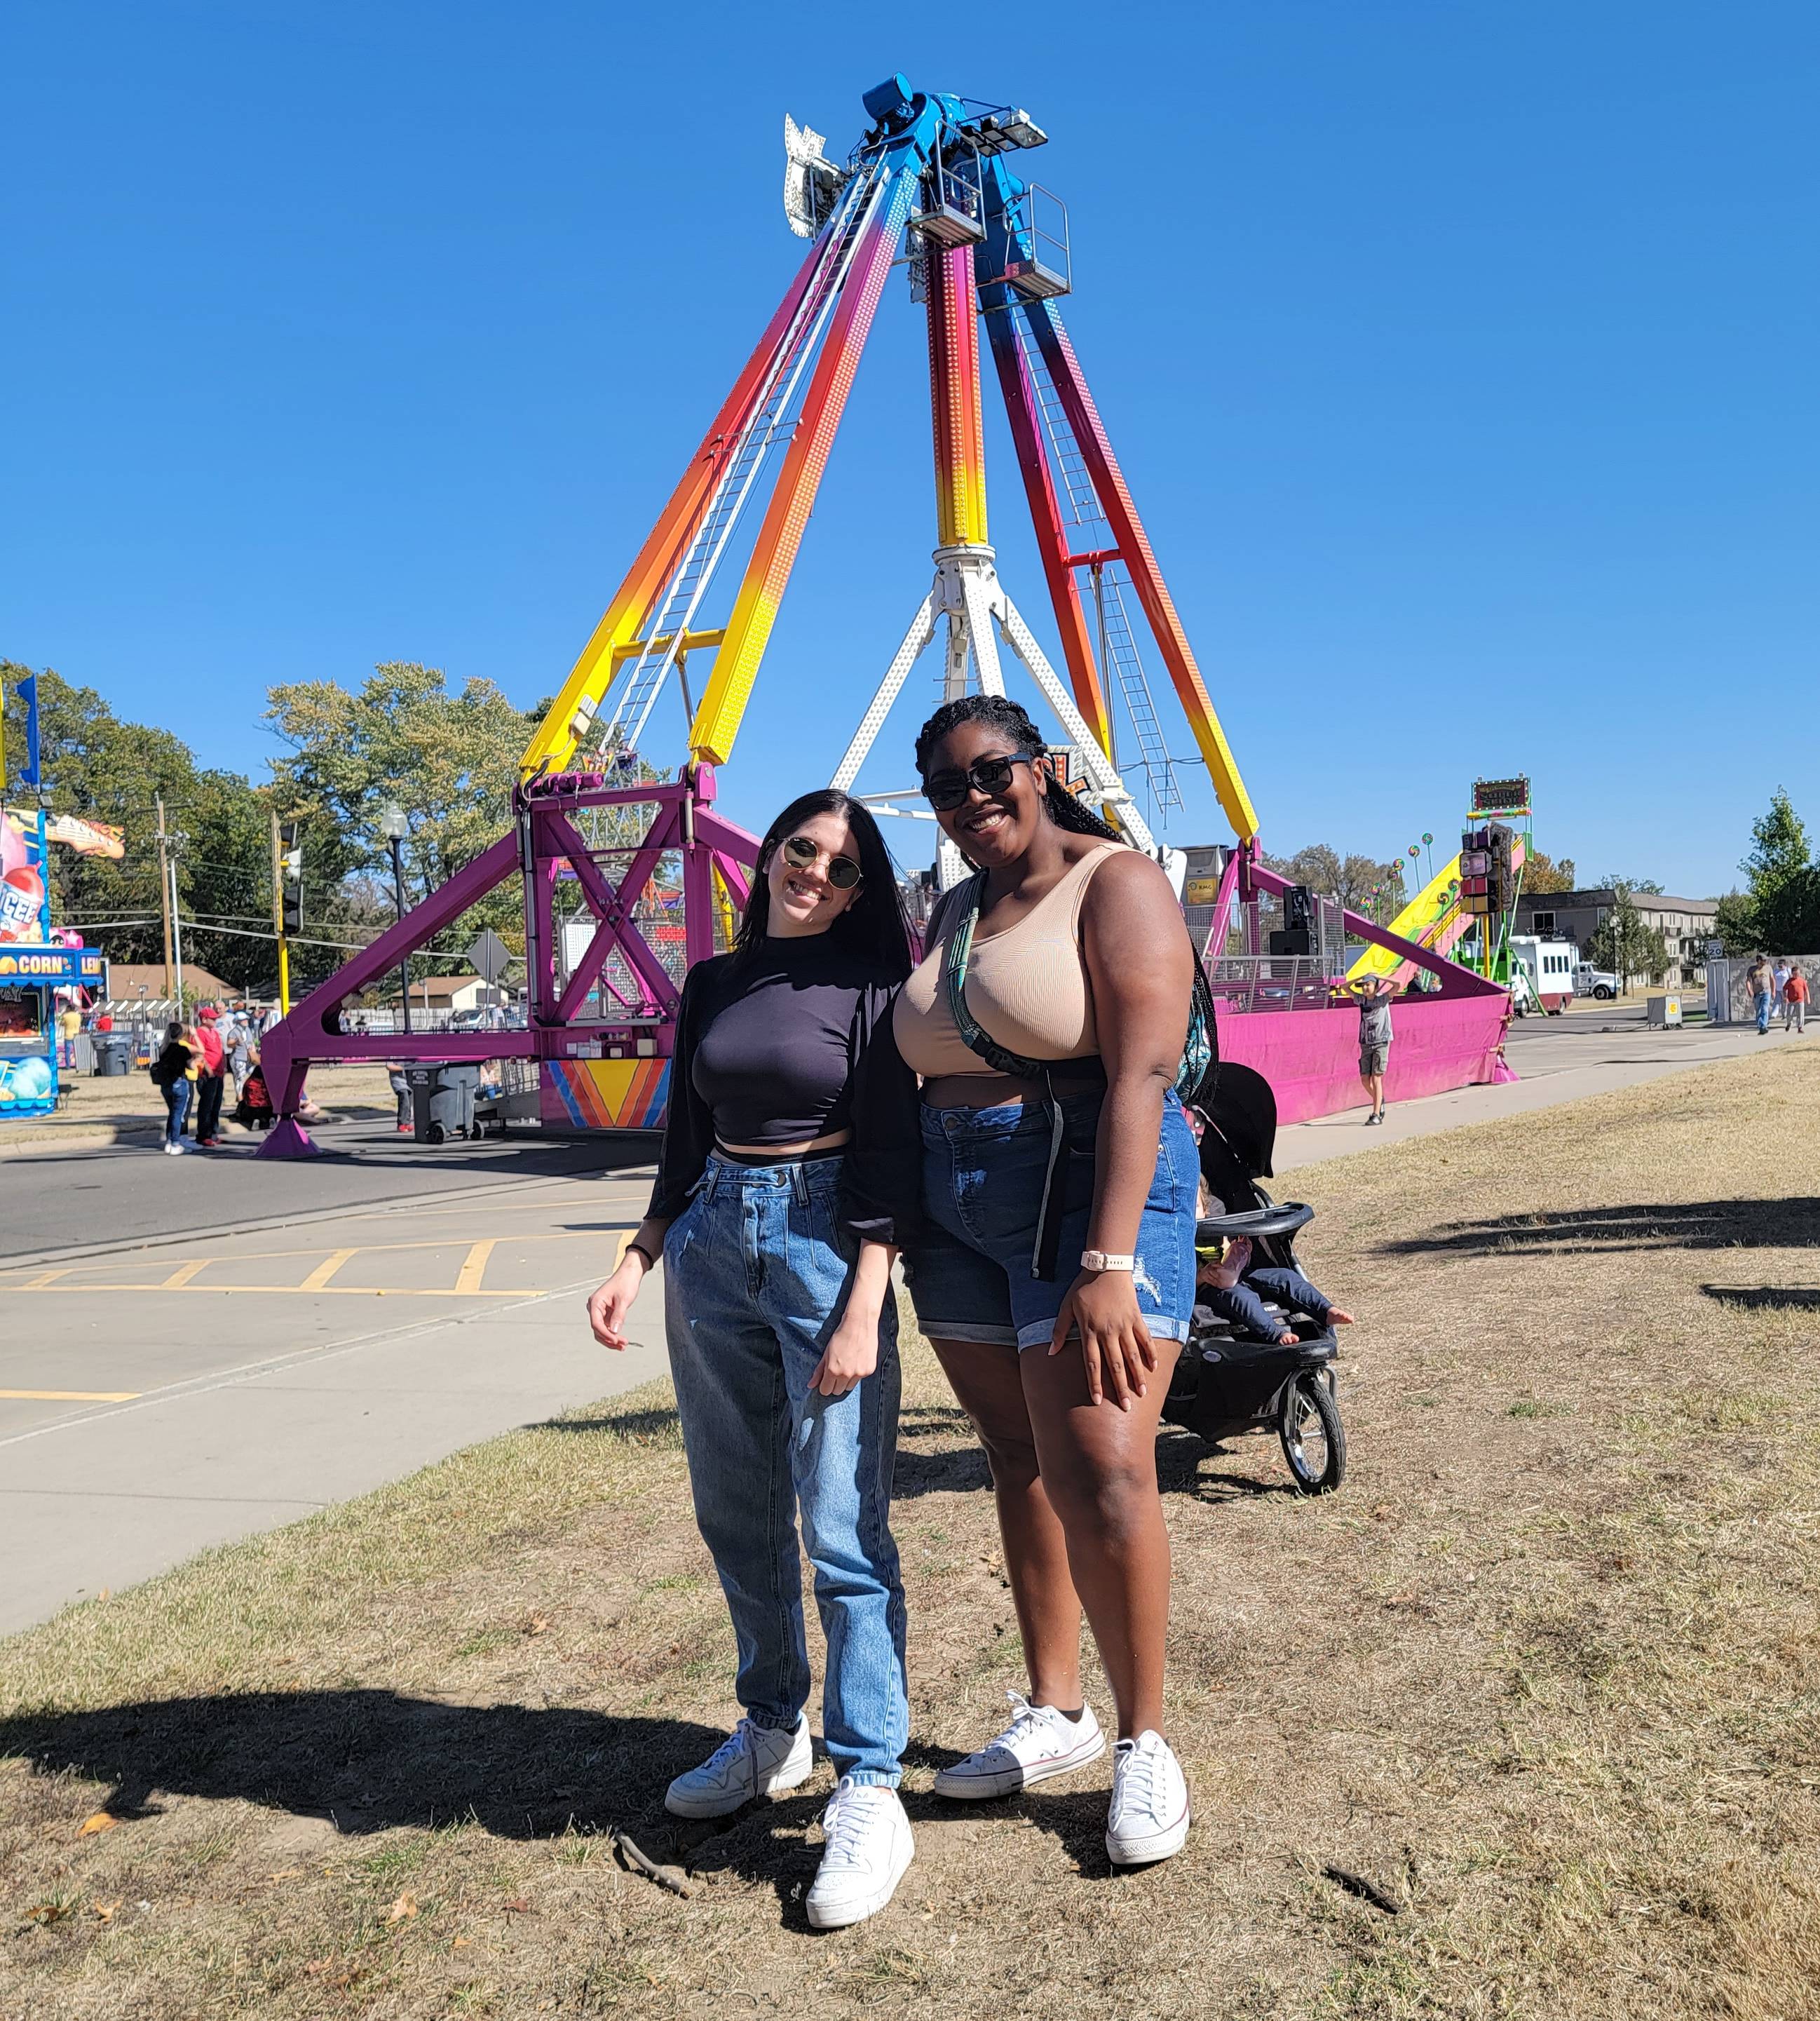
[{"xmin": 6, "ymin": 2, "xmax": 1816, "ymax": 897}]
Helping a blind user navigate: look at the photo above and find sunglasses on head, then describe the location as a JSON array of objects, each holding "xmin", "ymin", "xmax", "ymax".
[
  {"xmin": 921, "ymin": 750, "xmax": 1037, "ymax": 813},
  {"xmin": 779, "ymin": 832, "xmax": 862, "ymax": 889}
]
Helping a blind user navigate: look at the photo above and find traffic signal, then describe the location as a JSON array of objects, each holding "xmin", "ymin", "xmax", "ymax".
[{"xmin": 279, "ymin": 820, "xmax": 303, "ymax": 936}]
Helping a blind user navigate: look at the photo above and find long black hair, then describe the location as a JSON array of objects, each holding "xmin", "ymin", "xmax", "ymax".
[
  {"xmin": 735, "ymin": 788, "xmax": 914, "ymax": 981},
  {"xmin": 914, "ymin": 694, "xmax": 1123, "ymax": 842}
]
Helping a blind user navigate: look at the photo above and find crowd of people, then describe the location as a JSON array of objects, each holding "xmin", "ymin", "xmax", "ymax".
[
  {"xmin": 149, "ymin": 1006, "xmax": 273, "ymax": 1151},
  {"xmin": 586, "ymin": 696, "xmax": 1304, "ymax": 1928},
  {"xmin": 1746, "ymin": 953, "xmax": 1809, "ymax": 1036}
]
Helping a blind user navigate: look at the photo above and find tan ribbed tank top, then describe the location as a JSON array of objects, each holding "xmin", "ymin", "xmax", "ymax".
[{"xmin": 894, "ymin": 842, "xmax": 1125, "ymax": 1077}]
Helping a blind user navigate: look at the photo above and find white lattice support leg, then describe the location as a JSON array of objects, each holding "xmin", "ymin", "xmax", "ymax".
[
  {"xmin": 997, "ymin": 594, "xmax": 1158, "ymax": 853},
  {"xmin": 831, "ymin": 593, "xmax": 937, "ymax": 792},
  {"xmin": 960, "ymin": 565, "xmax": 1007, "ymax": 697}
]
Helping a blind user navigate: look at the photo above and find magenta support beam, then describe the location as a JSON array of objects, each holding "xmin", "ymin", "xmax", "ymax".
[{"xmin": 545, "ymin": 804, "xmax": 681, "ymax": 1023}]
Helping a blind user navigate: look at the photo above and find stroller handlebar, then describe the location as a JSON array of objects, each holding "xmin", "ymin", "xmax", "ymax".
[{"xmin": 1195, "ymin": 1202, "xmax": 1315, "ymax": 1243}]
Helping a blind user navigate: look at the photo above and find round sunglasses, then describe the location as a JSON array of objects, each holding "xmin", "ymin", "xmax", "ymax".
[
  {"xmin": 921, "ymin": 750, "xmax": 1036, "ymax": 813},
  {"xmin": 779, "ymin": 832, "xmax": 862, "ymax": 889}
]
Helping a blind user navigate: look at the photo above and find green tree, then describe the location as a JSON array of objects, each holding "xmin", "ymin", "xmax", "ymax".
[
  {"xmin": 1737, "ymin": 789, "xmax": 1820, "ymax": 950},
  {"xmin": 266, "ymin": 663, "xmax": 537, "ymax": 982},
  {"xmin": 1712, "ymin": 888, "xmax": 1759, "ymax": 956},
  {"xmin": 1, "ymin": 662, "xmax": 273, "ymax": 992},
  {"xmin": 1585, "ymin": 881, "xmax": 1671, "ymax": 989},
  {"xmin": 1520, "ymin": 849, "xmax": 1577, "ymax": 894}
]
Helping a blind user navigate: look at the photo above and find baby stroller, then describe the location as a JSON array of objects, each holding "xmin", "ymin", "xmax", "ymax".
[{"xmin": 1165, "ymin": 1062, "xmax": 1347, "ymax": 1494}]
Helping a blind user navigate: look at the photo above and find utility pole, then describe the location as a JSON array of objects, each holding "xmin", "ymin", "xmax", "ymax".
[{"xmin": 156, "ymin": 794, "xmax": 175, "ymax": 999}]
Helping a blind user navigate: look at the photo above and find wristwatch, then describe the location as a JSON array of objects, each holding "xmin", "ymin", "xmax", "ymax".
[{"xmin": 1080, "ymin": 1250, "xmax": 1136, "ymax": 1273}]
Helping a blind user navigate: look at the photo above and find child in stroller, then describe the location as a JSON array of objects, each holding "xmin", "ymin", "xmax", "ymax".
[
  {"xmin": 1196, "ymin": 1224, "xmax": 1354, "ymax": 1346},
  {"xmin": 1165, "ymin": 1062, "xmax": 1350, "ymax": 1492}
]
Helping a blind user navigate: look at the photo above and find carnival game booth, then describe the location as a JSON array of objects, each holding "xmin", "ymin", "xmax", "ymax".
[{"xmin": 258, "ymin": 75, "xmax": 1512, "ymax": 1152}]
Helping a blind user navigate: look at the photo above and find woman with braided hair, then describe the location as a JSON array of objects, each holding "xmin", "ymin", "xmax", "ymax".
[{"xmin": 894, "ymin": 694, "xmax": 1200, "ymax": 1867}]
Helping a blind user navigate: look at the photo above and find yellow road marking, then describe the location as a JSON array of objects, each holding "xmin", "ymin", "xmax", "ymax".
[
  {"xmin": 297, "ymin": 1248, "xmax": 358, "ymax": 1292},
  {"xmin": 0, "ymin": 1388, "xmax": 142, "ymax": 1402},
  {"xmin": 23, "ymin": 1268, "xmax": 74, "ymax": 1289},
  {"xmin": 161, "ymin": 1260, "xmax": 210, "ymax": 1289},
  {"xmin": 0, "ymin": 1283, "xmax": 529, "ymax": 1298},
  {"xmin": 454, "ymin": 1240, "xmax": 496, "ymax": 1295}
]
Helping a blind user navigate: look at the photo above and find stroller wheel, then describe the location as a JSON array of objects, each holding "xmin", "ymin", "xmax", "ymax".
[{"xmin": 1279, "ymin": 1373, "xmax": 1345, "ymax": 1494}]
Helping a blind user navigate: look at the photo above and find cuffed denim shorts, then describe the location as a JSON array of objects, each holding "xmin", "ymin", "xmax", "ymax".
[{"xmin": 901, "ymin": 1087, "xmax": 1199, "ymax": 1351}]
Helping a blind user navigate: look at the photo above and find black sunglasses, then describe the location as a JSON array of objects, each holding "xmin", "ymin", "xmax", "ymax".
[
  {"xmin": 921, "ymin": 751, "xmax": 1037, "ymax": 813},
  {"xmin": 779, "ymin": 832, "xmax": 862, "ymax": 889}
]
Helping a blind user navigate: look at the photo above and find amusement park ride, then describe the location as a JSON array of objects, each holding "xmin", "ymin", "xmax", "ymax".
[{"xmin": 257, "ymin": 75, "xmax": 1514, "ymax": 1155}]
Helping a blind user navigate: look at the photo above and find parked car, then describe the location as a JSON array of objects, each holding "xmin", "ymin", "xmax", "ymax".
[{"xmin": 1575, "ymin": 964, "xmax": 1619, "ymax": 1001}]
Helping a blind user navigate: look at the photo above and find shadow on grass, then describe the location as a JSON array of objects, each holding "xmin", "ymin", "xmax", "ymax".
[
  {"xmin": 1702, "ymin": 1284, "xmax": 1820, "ymax": 1311},
  {"xmin": 531, "ymin": 1408, "xmax": 681, "ymax": 1442},
  {"xmin": 0, "ymin": 1693, "xmax": 729, "ymax": 1841},
  {"xmin": 1385, "ymin": 1197, "xmax": 1820, "ymax": 1258},
  {"xmin": 1155, "ymin": 1427, "xmax": 1303, "ymax": 1501}
]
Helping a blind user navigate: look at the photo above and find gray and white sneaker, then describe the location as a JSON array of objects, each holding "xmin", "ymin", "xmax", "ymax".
[
  {"xmin": 1105, "ymin": 1730, "xmax": 1190, "ymax": 1866},
  {"xmin": 664, "ymin": 1714, "xmax": 813, "ymax": 1818},
  {"xmin": 933, "ymin": 1691, "xmax": 1106, "ymax": 1800},
  {"xmin": 806, "ymin": 1778, "xmax": 914, "ymax": 1930}
]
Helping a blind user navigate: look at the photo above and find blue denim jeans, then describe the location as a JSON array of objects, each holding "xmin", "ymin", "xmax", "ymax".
[
  {"xmin": 1756, "ymin": 989, "xmax": 1772, "ymax": 1034},
  {"xmin": 904, "ymin": 1088, "xmax": 1200, "ymax": 1349},
  {"xmin": 663, "ymin": 1152, "xmax": 908, "ymax": 1786},
  {"xmin": 163, "ymin": 1079, "xmax": 192, "ymax": 1145}
]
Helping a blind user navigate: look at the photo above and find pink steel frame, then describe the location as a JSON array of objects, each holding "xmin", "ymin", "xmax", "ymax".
[{"xmin": 257, "ymin": 768, "xmax": 758, "ymax": 1157}]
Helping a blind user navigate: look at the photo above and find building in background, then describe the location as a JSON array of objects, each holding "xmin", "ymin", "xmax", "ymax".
[{"xmin": 1514, "ymin": 890, "xmax": 1718, "ymax": 986}]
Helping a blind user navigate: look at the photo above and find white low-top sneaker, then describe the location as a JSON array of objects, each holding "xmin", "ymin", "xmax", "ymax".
[
  {"xmin": 664, "ymin": 1715, "xmax": 813, "ymax": 1818},
  {"xmin": 806, "ymin": 1778, "xmax": 914, "ymax": 1930},
  {"xmin": 1105, "ymin": 1730, "xmax": 1190, "ymax": 1865},
  {"xmin": 932, "ymin": 1690, "xmax": 1107, "ymax": 1800}
]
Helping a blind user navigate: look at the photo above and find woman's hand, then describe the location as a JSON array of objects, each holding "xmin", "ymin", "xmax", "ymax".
[
  {"xmin": 809, "ymin": 1307, "xmax": 881, "ymax": 1399},
  {"xmin": 1050, "ymin": 1267, "xmax": 1157, "ymax": 1410},
  {"xmin": 586, "ymin": 1257, "xmax": 647, "ymax": 1351}
]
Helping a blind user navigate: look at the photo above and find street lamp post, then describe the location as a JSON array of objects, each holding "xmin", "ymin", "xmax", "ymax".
[{"xmin": 378, "ymin": 803, "xmax": 412, "ymax": 1036}]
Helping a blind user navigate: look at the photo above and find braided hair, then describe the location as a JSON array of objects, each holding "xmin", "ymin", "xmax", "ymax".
[{"xmin": 913, "ymin": 695, "xmax": 1122, "ymax": 841}]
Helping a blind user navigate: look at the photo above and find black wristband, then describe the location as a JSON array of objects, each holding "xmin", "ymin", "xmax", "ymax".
[{"xmin": 626, "ymin": 1240, "xmax": 660, "ymax": 1272}]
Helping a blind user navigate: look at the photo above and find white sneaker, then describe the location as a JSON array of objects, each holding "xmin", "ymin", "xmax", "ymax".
[
  {"xmin": 162, "ymin": 1141, "xmax": 185, "ymax": 1155},
  {"xmin": 664, "ymin": 1715, "xmax": 813, "ymax": 1818},
  {"xmin": 932, "ymin": 1690, "xmax": 1106, "ymax": 1800},
  {"xmin": 1105, "ymin": 1731, "xmax": 1190, "ymax": 1866},
  {"xmin": 806, "ymin": 1778, "xmax": 914, "ymax": 1930}
]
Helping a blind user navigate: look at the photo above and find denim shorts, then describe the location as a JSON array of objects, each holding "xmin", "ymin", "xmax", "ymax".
[{"xmin": 902, "ymin": 1088, "xmax": 1199, "ymax": 1351}]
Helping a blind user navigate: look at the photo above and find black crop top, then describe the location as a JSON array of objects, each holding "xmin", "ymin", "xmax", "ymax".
[{"xmin": 646, "ymin": 938, "xmax": 919, "ymax": 1243}]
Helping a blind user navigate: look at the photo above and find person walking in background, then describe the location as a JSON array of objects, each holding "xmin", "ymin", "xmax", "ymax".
[
  {"xmin": 224, "ymin": 1012, "xmax": 253, "ymax": 1094},
  {"xmin": 153, "ymin": 1022, "xmax": 200, "ymax": 1154},
  {"xmin": 192, "ymin": 1006, "xmax": 227, "ymax": 1146},
  {"xmin": 1785, "ymin": 964, "xmax": 1808, "ymax": 1035},
  {"xmin": 1347, "ymin": 973, "xmax": 1399, "ymax": 1123},
  {"xmin": 1772, "ymin": 957, "xmax": 1791, "ymax": 1028},
  {"xmin": 1747, "ymin": 955, "xmax": 1773, "ymax": 1034},
  {"xmin": 586, "ymin": 789, "xmax": 918, "ymax": 1931}
]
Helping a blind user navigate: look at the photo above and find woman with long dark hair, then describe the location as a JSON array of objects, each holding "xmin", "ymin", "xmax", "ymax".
[
  {"xmin": 894, "ymin": 696, "xmax": 1200, "ymax": 1867},
  {"xmin": 587, "ymin": 788, "xmax": 920, "ymax": 1930}
]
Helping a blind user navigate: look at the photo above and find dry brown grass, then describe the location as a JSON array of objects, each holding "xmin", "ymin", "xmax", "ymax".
[{"xmin": 4, "ymin": 1047, "xmax": 1819, "ymax": 2020}]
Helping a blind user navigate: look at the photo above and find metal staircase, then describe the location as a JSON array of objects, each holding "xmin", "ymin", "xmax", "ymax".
[
  {"xmin": 1011, "ymin": 309, "xmax": 1183, "ymax": 815},
  {"xmin": 595, "ymin": 166, "xmax": 887, "ymax": 756}
]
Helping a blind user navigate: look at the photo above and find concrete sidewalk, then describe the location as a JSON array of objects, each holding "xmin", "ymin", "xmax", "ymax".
[{"xmin": 1274, "ymin": 1003, "xmax": 1771, "ymax": 1169}]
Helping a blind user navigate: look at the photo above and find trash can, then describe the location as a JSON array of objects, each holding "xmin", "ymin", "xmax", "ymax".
[
  {"xmin": 403, "ymin": 1062, "xmax": 482, "ymax": 1144},
  {"xmin": 95, "ymin": 1034, "xmax": 134, "ymax": 1077},
  {"xmin": 1647, "ymin": 993, "xmax": 1683, "ymax": 1029}
]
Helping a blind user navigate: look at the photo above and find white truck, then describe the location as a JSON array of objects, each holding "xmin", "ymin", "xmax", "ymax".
[{"xmin": 1574, "ymin": 963, "xmax": 1619, "ymax": 1001}]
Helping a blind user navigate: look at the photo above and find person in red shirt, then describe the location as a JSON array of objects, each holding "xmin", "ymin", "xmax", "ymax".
[
  {"xmin": 1786, "ymin": 965, "xmax": 1809, "ymax": 1036},
  {"xmin": 193, "ymin": 1005, "xmax": 228, "ymax": 1144}
]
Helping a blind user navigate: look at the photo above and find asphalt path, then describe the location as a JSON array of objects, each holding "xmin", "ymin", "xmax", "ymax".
[{"xmin": 0, "ymin": 999, "xmax": 1778, "ymax": 1634}]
